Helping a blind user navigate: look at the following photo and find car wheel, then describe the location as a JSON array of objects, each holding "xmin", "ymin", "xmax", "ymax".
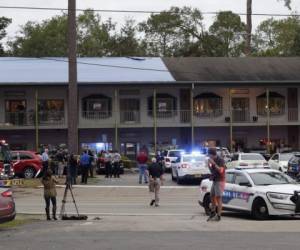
[
  {"xmin": 171, "ymin": 170, "xmax": 176, "ymax": 181},
  {"xmin": 203, "ymin": 194, "xmax": 211, "ymax": 216},
  {"xmin": 23, "ymin": 167, "xmax": 36, "ymax": 179},
  {"xmin": 176, "ymin": 173, "xmax": 183, "ymax": 185},
  {"xmin": 252, "ymin": 198, "xmax": 269, "ymax": 220}
]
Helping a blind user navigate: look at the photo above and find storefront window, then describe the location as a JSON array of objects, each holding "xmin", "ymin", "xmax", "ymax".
[
  {"xmin": 194, "ymin": 93, "xmax": 222, "ymax": 117},
  {"xmin": 5, "ymin": 100, "xmax": 26, "ymax": 125},
  {"xmin": 257, "ymin": 92, "xmax": 285, "ymax": 116}
]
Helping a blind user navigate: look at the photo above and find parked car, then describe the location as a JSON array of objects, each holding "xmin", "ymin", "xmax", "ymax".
[
  {"xmin": 287, "ymin": 153, "xmax": 300, "ymax": 180},
  {"xmin": 0, "ymin": 141, "xmax": 14, "ymax": 179},
  {"xmin": 226, "ymin": 153, "xmax": 269, "ymax": 169},
  {"xmin": 163, "ymin": 149, "xmax": 185, "ymax": 171},
  {"xmin": 0, "ymin": 186, "xmax": 16, "ymax": 223},
  {"xmin": 201, "ymin": 147, "xmax": 231, "ymax": 163},
  {"xmin": 171, "ymin": 153, "xmax": 210, "ymax": 184},
  {"xmin": 199, "ymin": 168, "xmax": 300, "ymax": 219},
  {"xmin": 11, "ymin": 151, "xmax": 42, "ymax": 178},
  {"xmin": 268, "ymin": 153, "xmax": 294, "ymax": 172}
]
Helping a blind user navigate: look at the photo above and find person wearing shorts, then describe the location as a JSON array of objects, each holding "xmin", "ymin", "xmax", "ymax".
[{"xmin": 207, "ymin": 148, "xmax": 226, "ymax": 222}]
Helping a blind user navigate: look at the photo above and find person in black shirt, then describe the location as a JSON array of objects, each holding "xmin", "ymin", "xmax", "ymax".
[{"xmin": 147, "ymin": 157, "xmax": 164, "ymax": 207}]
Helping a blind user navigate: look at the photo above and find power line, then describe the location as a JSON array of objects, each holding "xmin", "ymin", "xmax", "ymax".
[
  {"xmin": 0, "ymin": 57, "xmax": 199, "ymax": 75},
  {"xmin": 0, "ymin": 5, "xmax": 299, "ymax": 17}
]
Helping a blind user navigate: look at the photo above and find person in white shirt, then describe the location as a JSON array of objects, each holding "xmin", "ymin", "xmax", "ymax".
[{"xmin": 41, "ymin": 148, "xmax": 49, "ymax": 176}]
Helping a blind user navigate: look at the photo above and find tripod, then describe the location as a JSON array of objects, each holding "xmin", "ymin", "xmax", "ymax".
[{"xmin": 59, "ymin": 182, "xmax": 87, "ymax": 220}]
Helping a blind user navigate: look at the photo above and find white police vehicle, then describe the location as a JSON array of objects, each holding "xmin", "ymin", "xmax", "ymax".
[
  {"xmin": 171, "ymin": 152, "xmax": 210, "ymax": 184},
  {"xmin": 199, "ymin": 168, "xmax": 300, "ymax": 219}
]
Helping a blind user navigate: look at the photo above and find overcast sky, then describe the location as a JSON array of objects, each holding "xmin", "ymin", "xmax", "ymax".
[{"xmin": 1, "ymin": 0, "xmax": 300, "ymax": 40}]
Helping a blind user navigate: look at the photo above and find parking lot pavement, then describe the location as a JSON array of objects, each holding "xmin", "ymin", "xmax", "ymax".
[{"xmin": 84, "ymin": 171, "xmax": 184, "ymax": 186}]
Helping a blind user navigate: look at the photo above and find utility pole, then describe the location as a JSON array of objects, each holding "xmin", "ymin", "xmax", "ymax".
[
  {"xmin": 153, "ymin": 89, "xmax": 157, "ymax": 153},
  {"xmin": 266, "ymin": 88, "xmax": 271, "ymax": 154},
  {"xmin": 245, "ymin": 0, "xmax": 252, "ymax": 56},
  {"xmin": 35, "ymin": 89, "xmax": 39, "ymax": 152},
  {"xmin": 68, "ymin": 0, "xmax": 78, "ymax": 154},
  {"xmin": 229, "ymin": 88, "xmax": 233, "ymax": 152},
  {"xmin": 190, "ymin": 83, "xmax": 195, "ymax": 149}
]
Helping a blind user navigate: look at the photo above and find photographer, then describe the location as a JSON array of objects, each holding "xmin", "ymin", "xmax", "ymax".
[{"xmin": 41, "ymin": 169, "xmax": 58, "ymax": 221}]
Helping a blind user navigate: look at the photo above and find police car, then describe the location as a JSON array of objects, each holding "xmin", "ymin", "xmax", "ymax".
[
  {"xmin": 171, "ymin": 152, "xmax": 210, "ymax": 184},
  {"xmin": 199, "ymin": 168, "xmax": 300, "ymax": 219}
]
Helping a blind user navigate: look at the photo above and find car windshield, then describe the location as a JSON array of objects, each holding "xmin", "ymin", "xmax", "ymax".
[
  {"xmin": 182, "ymin": 155, "xmax": 206, "ymax": 163},
  {"xmin": 280, "ymin": 154, "xmax": 293, "ymax": 161},
  {"xmin": 169, "ymin": 151, "xmax": 183, "ymax": 157},
  {"xmin": 241, "ymin": 154, "xmax": 264, "ymax": 161},
  {"xmin": 249, "ymin": 172, "xmax": 295, "ymax": 186}
]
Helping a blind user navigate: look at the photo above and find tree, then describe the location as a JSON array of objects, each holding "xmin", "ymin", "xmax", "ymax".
[
  {"xmin": 209, "ymin": 11, "xmax": 246, "ymax": 56},
  {"xmin": 0, "ymin": 17, "xmax": 12, "ymax": 55},
  {"xmin": 253, "ymin": 16, "xmax": 300, "ymax": 56},
  {"xmin": 110, "ymin": 19, "xmax": 145, "ymax": 56},
  {"xmin": 8, "ymin": 15, "xmax": 68, "ymax": 57},
  {"xmin": 139, "ymin": 8, "xmax": 182, "ymax": 56},
  {"xmin": 245, "ymin": 0, "xmax": 292, "ymax": 55},
  {"xmin": 8, "ymin": 10, "xmax": 116, "ymax": 57},
  {"xmin": 77, "ymin": 10, "xmax": 115, "ymax": 56}
]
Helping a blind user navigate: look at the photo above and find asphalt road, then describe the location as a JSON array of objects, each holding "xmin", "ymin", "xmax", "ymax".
[{"xmin": 4, "ymin": 173, "xmax": 300, "ymax": 250}]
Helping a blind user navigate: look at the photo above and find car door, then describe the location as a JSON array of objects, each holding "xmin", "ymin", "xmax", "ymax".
[
  {"xmin": 269, "ymin": 154, "xmax": 279, "ymax": 170},
  {"xmin": 230, "ymin": 173, "xmax": 254, "ymax": 211},
  {"xmin": 222, "ymin": 172, "xmax": 240, "ymax": 210}
]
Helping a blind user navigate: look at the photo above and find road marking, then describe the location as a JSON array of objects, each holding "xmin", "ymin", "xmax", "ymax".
[
  {"xmin": 18, "ymin": 212, "xmax": 201, "ymax": 216},
  {"xmin": 37, "ymin": 185, "xmax": 198, "ymax": 189}
]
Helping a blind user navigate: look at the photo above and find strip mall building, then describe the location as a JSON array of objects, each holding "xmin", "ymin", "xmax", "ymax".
[{"xmin": 0, "ymin": 57, "xmax": 300, "ymax": 157}]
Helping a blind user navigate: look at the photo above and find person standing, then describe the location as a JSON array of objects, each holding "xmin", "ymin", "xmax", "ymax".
[
  {"xmin": 104, "ymin": 151, "xmax": 112, "ymax": 178},
  {"xmin": 80, "ymin": 151, "xmax": 90, "ymax": 184},
  {"xmin": 41, "ymin": 148, "xmax": 49, "ymax": 176},
  {"xmin": 41, "ymin": 169, "xmax": 58, "ymax": 220},
  {"xmin": 56, "ymin": 149, "xmax": 65, "ymax": 178},
  {"xmin": 88, "ymin": 149, "xmax": 95, "ymax": 178},
  {"xmin": 147, "ymin": 157, "xmax": 164, "ymax": 207},
  {"xmin": 207, "ymin": 147, "xmax": 226, "ymax": 222},
  {"xmin": 137, "ymin": 150, "xmax": 148, "ymax": 184},
  {"xmin": 112, "ymin": 150, "xmax": 121, "ymax": 178},
  {"xmin": 68, "ymin": 154, "xmax": 78, "ymax": 185}
]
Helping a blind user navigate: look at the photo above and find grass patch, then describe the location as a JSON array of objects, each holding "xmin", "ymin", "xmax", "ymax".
[{"xmin": 0, "ymin": 215, "xmax": 37, "ymax": 229}]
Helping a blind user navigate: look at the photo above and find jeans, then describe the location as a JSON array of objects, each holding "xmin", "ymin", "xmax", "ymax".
[
  {"xmin": 139, "ymin": 164, "xmax": 148, "ymax": 183},
  {"xmin": 44, "ymin": 196, "xmax": 56, "ymax": 210},
  {"xmin": 81, "ymin": 166, "xmax": 89, "ymax": 184},
  {"xmin": 105, "ymin": 162, "xmax": 112, "ymax": 178},
  {"xmin": 113, "ymin": 162, "xmax": 120, "ymax": 178}
]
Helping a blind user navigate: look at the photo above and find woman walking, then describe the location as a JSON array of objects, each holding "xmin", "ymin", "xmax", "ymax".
[{"xmin": 41, "ymin": 169, "xmax": 58, "ymax": 220}]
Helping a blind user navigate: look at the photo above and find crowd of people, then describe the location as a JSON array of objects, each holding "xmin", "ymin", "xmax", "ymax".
[{"xmin": 40, "ymin": 146, "xmax": 225, "ymax": 222}]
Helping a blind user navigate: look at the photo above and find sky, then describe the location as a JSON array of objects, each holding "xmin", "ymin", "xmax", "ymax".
[{"xmin": 0, "ymin": 0, "xmax": 300, "ymax": 41}]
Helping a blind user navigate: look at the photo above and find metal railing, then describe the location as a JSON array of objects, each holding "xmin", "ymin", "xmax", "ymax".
[
  {"xmin": 4, "ymin": 111, "xmax": 65, "ymax": 126},
  {"xmin": 232, "ymin": 109, "xmax": 250, "ymax": 122},
  {"xmin": 82, "ymin": 111, "xmax": 112, "ymax": 119},
  {"xmin": 120, "ymin": 111, "xmax": 140, "ymax": 124},
  {"xmin": 288, "ymin": 108, "xmax": 298, "ymax": 122}
]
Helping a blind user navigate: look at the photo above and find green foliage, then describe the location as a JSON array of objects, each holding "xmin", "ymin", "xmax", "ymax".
[
  {"xmin": 0, "ymin": 16, "xmax": 12, "ymax": 55},
  {"xmin": 209, "ymin": 11, "xmax": 246, "ymax": 56},
  {"xmin": 253, "ymin": 16, "xmax": 300, "ymax": 56}
]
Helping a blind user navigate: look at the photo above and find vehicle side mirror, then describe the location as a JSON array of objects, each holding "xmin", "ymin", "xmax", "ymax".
[{"xmin": 239, "ymin": 182, "xmax": 252, "ymax": 187}]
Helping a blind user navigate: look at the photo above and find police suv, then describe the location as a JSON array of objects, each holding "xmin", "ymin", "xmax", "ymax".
[{"xmin": 199, "ymin": 168, "xmax": 300, "ymax": 219}]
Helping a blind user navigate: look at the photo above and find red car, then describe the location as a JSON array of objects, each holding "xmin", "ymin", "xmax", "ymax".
[
  {"xmin": 11, "ymin": 151, "xmax": 42, "ymax": 179},
  {"xmin": 0, "ymin": 186, "xmax": 15, "ymax": 223}
]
